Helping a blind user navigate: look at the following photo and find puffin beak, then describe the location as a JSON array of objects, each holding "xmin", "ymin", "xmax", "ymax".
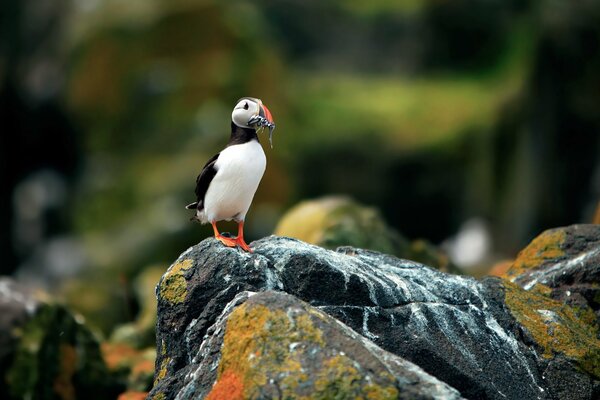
[
  {"xmin": 260, "ymin": 104, "xmax": 274, "ymax": 125},
  {"xmin": 247, "ymin": 102, "xmax": 276, "ymax": 148},
  {"xmin": 260, "ymin": 104, "xmax": 276, "ymax": 148}
]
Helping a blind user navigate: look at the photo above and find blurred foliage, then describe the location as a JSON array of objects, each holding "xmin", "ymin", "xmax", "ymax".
[{"xmin": 1, "ymin": 0, "xmax": 599, "ymax": 335}]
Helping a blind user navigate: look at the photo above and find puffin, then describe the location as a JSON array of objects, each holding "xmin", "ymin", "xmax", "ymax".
[{"xmin": 186, "ymin": 97, "xmax": 275, "ymax": 252}]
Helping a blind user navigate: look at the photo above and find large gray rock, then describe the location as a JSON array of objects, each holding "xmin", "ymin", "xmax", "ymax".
[
  {"xmin": 151, "ymin": 234, "xmax": 600, "ymax": 400},
  {"xmin": 160, "ymin": 290, "xmax": 463, "ymax": 400}
]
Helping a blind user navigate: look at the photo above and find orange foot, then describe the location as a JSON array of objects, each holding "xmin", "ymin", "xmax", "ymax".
[
  {"xmin": 215, "ymin": 234, "xmax": 237, "ymax": 248},
  {"xmin": 235, "ymin": 237, "xmax": 252, "ymax": 253}
]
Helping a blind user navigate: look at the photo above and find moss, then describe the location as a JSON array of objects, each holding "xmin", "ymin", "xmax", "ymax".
[
  {"xmin": 506, "ymin": 229, "xmax": 566, "ymax": 278},
  {"xmin": 159, "ymin": 259, "xmax": 194, "ymax": 304},
  {"xmin": 208, "ymin": 302, "xmax": 398, "ymax": 399},
  {"xmin": 151, "ymin": 393, "xmax": 166, "ymax": 400},
  {"xmin": 503, "ymin": 281, "xmax": 600, "ymax": 378}
]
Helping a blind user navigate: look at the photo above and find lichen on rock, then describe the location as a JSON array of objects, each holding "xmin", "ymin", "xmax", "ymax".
[
  {"xmin": 159, "ymin": 259, "xmax": 194, "ymax": 304},
  {"xmin": 151, "ymin": 227, "xmax": 600, "ymax": 400},
  {"xmin": 503, "ymin": 281, "xmax": 600, "ymax": 378},
  {"xmin": 506, "ymin": 228, "xmax": 567, "ymax": 279},
  {"xmin": 209, "ymin": 299, "xmax": 398, "ymax": 400}
]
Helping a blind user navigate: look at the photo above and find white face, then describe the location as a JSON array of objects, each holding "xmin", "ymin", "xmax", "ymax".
[{"xmin": 232, "ymin": 98, "xmax": 261, "ymax": 128}]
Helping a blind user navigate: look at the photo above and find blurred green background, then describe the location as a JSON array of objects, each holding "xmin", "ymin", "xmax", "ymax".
[{"xmin": 1, "ymin": 0, "xmax": 600, "ymax": 336}]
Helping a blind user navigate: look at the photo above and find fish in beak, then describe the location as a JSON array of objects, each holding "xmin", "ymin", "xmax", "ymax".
[{"xmin": 248, "ymin": 101, "xmax": 276, "ymax": 148}]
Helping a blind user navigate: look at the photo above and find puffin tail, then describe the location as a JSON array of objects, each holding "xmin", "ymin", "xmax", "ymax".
[{"xmin": 185, "ymin": 201, "xmax": 198, "ymax": 210}]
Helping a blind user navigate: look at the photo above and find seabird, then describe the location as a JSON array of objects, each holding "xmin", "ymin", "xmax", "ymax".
[{"xmin": 186, "ymin": 97, "xmax": 275, "ymax": 252}]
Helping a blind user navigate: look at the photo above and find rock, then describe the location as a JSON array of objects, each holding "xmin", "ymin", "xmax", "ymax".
[
  {"xmin": 152, "ymin": 290, "xmax": 462, "ymax": 400},
  {"xmin": 150, "ymin": 234, "xmax": 600, "ymax": 399},
  {"xmin": 502, "ymin": 225, "xmax": 600, "ymax": 398},
  {"xmin": 274, "ymin": 196, "xmax": 409, "ymax": 256},
  {"xmin": 274, "ymin": 196, "xmax": 458, "ymax": 272},
  {"xmin": 505, "ymin": 225, "xmax": 600, "ymax": 319},
  {"xmin": 0, "ymin": 278, "xmax": 122, "ymax": 400}
]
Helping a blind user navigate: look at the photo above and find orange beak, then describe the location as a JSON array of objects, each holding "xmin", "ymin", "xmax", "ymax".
[{"xmin": 260, "ymin": 104, "xmax": 274, "ymax": 124}]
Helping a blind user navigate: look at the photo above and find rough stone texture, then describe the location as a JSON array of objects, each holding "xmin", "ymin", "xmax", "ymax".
[
  {"xmin": 502, "ymin": 224, "xmax": 600, "ymax": 398},
  {"xmin": 0, "ymin": 277, "xmax": 122, "ymax": 400},
  {"xmin": 151, "ymin": 229, "xmax": 600, "ymax": 400},
  {"xmin": 506, "ymin": 225, "xmax": 600, "ymax": 317},
  {"xmin": 157, "ymin": 291, "xmax": 462, "ymax": 400}
]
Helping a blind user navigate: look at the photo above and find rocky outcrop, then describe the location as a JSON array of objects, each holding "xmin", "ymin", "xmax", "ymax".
[
  {"xmin": 168, "ymin": 290, "xmax": 461, "ymax": 399},
  {"xmin": 151, "ymin": 226, "xmax": 600, "ymax": 400},
  {"xmin": 0, "ymin": 278, "xmax": 122, "ymax": 400}
]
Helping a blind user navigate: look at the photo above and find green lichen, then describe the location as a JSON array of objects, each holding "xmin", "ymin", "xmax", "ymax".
[
  {"xmin": 159, "ymin": 259, "xmax": 194, "ymax": 304},
  {"xmin": 313, "ymin": 355, "xmax": 397, "ymax": 400},
  {"xmin": 207, "ymin": 301, "xmax": 398, "ymax": 400},
  {"xmin": 506, "ymin": 229, "xmax": 566, "ymax": 278},
  {"xmin": 153, "ymin": 357, "xmax": 170, "ymax": 386},
  {"xmin": 503, "ymin": 281, "xmax": 600, "ymax": 378},
  {"xmin": 151, "ymin": 393, "xmax": 166, "ymax": 400}
]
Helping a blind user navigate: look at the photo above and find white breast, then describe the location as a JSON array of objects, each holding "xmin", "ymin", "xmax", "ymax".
[{"xmin": 202, "ymin": 140, "xmax": 266, "ymax": 223}]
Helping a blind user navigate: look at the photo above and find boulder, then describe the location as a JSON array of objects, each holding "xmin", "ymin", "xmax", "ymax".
[
  {"xmin": 0, "ymin": 278, "xmax": 122, "ymax": 400},
  {"xmin": 505, "ymin": 225, "xmax": 600, "ymax": 320},
  {"xmin": 274, "ymin": 196, "xmax": 457, "ymax": 272},
  {"xmin": 150, "ymin": 232, "xmax": 600, "ymax": 399},
  {"xmin": 154, "ymin": 290, "xmax": 462, "ymax": 400}
]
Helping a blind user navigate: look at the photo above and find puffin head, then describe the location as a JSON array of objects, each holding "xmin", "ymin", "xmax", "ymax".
[
  {"xmin": 232, "ymin": 97, "xmax": 274, "ymax": 128},
  {"xmin": 232, "ymin": 97, "xmax": 276, "ymax": 147}
]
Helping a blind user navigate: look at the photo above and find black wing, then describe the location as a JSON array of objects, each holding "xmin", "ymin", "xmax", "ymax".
[{"xmin": 185, "ymin": 152, "xmax": 219, "ymax": 211}]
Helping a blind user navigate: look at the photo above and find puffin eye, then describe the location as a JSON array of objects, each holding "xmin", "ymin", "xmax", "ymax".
[{"xmin": 243, "ymin": 102, "xmax": 249, "ymax": 110}]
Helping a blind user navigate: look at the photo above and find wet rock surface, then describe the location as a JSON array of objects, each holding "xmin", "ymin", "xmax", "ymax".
[{"xmin": 151, "ymin": 227, "xmax": 600, "ymax": 400}]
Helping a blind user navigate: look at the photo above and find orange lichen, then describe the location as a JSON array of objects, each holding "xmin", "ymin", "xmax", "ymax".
[
  {"xmin": 506, "ymin": 229, "xmax": 566, "ymax": 278},
  {"xmin": 53, "ymin": 344, "xmax": 77, "ymax": 400},
  {"xmin": 503, "ymin": 281, "xmax": 600, "ymax": 378},
  {"xmin": 117, "ymin": 392, "xmax": 149, "ymax": 400},
  {"xmin": 488, "ymin": 259, "xmax": 513, "ymax": 277},
  {"xmin": 205, "ymin": 370, "xmax": 244, "ymax": 400},
  {"xmin": 207, "ymin": 301, "xmax": 398, "ymax": 399}
]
